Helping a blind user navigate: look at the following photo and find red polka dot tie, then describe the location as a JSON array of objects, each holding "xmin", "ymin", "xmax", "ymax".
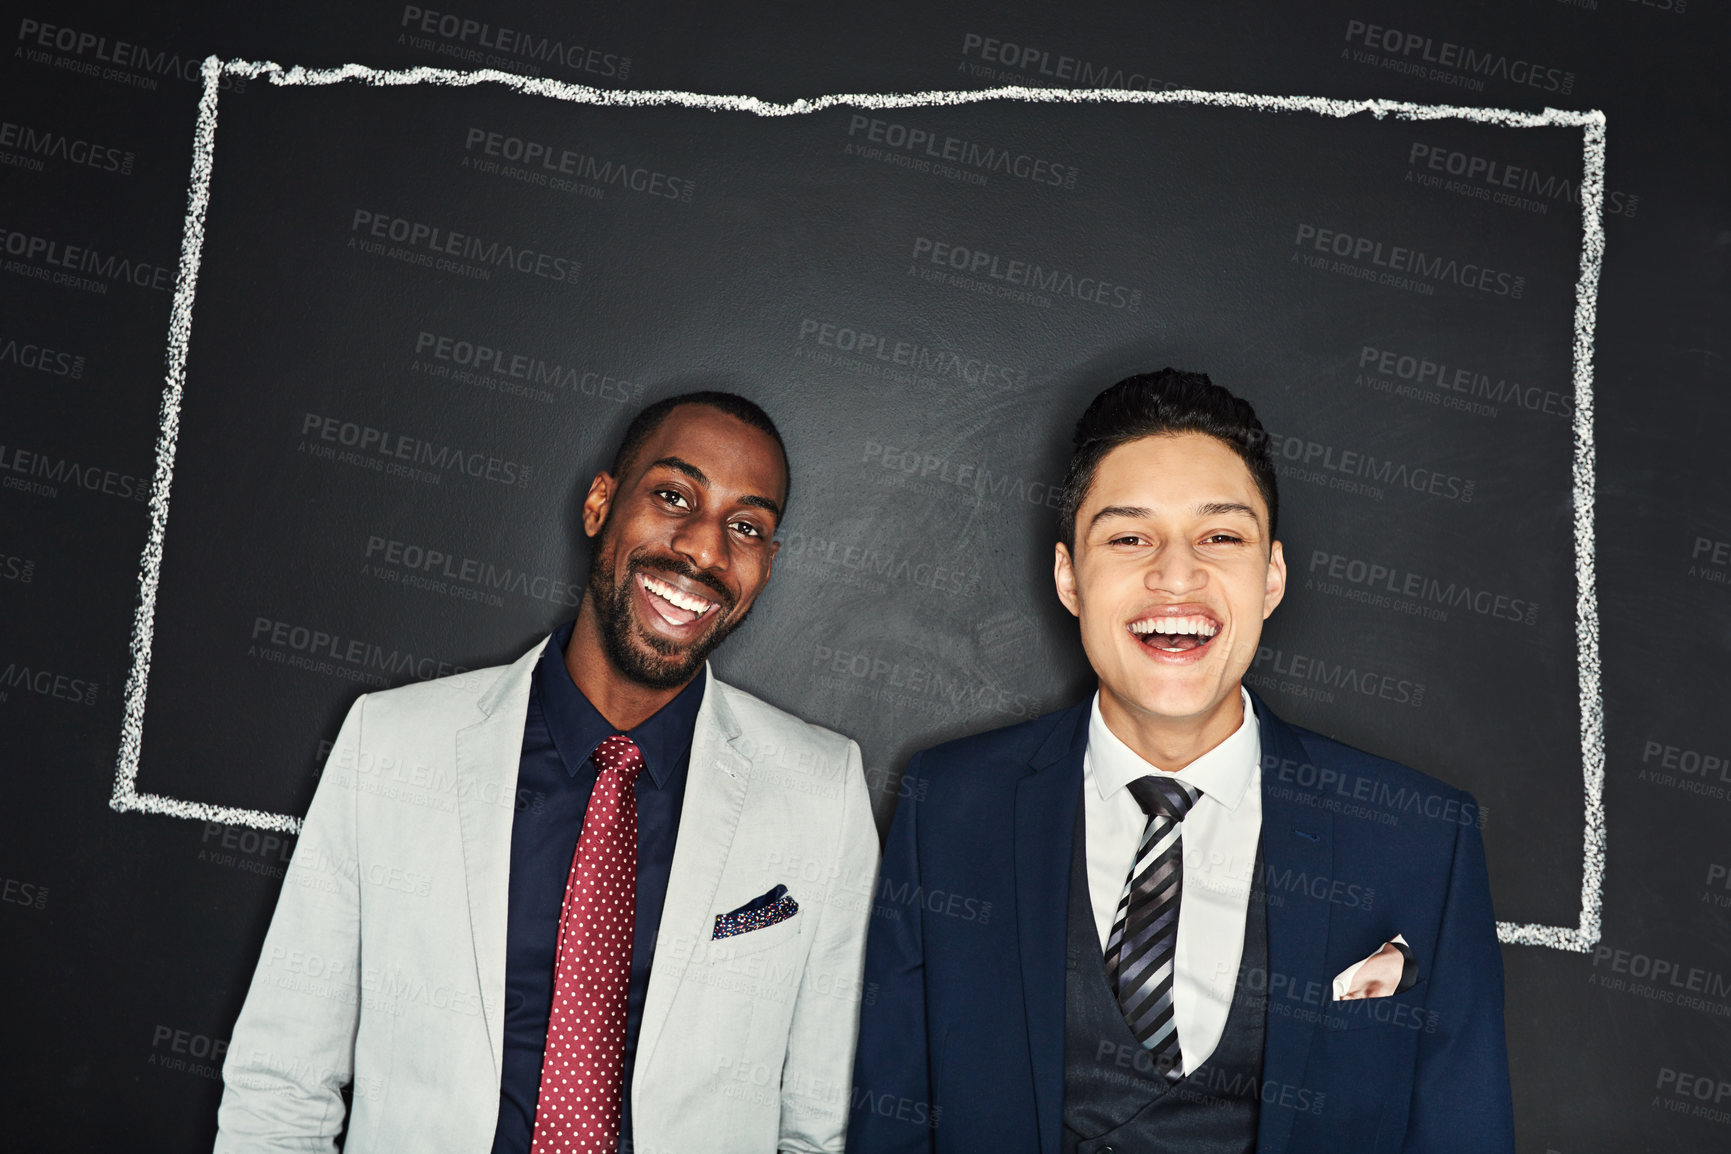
[{"xmin": 529, "ymin": 734, "xmax": 643, "ymax": 1154}]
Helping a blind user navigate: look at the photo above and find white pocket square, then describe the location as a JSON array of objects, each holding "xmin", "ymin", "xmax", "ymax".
[{"xmin": 1331, "ymin": 933, "xmax": 1418, "ymax": 1000}]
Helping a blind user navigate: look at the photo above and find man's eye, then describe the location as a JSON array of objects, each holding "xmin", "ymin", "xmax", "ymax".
[
  {"xmin": 1203, "ymin": 533, "xmax": 1244, "ymax": 545},
  {"xmin": 1108, "ymin": 535, "xmax": 1143, "ymax": 546},
  {"xmin": 731, "ymin": 521, "xmax": 762, "ymax": 539},
  {"xmin": 657, "ymin": 490, "xmax": 689, "ymax": 509}
]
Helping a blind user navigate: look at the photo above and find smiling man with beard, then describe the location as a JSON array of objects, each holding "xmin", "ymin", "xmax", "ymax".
[{"xmin": 217, "ymin": 392, "xmax": 879, "ymax": 1154}]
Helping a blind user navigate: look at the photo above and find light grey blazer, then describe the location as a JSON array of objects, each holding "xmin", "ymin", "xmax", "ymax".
[{"xmin": 214, "ymin": 638, "xmax": 880, "ymax": 1154}]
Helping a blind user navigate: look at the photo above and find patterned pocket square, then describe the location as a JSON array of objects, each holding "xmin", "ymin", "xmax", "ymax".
[
  {"xmin": 712, "ymin": 883, "xmax": 799, "ymax": 940},
  {"xmin": 1332, "ymin": 933, "xmax": 1418, "ymax": 1000}
]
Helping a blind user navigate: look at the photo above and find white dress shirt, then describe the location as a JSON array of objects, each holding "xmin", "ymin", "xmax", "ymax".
[{"xmin": 1082, "ymin": 687, "xmax": 1263, "ymax": 1076}]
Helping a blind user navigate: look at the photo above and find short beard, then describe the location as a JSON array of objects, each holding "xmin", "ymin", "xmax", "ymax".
[{"xmin": 585, "ymin": 528, "xmax": 748, "ymax": 691}]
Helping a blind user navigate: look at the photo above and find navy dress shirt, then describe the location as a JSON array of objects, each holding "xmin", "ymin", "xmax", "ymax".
[{"xmin": 490, "ymin": 620, "xmax": 706, "ymax": 1154}]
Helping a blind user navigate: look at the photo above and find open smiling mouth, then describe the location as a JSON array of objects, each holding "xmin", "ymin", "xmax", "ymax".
[
  {"xmin": 638, "ymin": 572, "xmax": 720, "ymax": 628},
  {"xmin": 1128, "ymin": 612, "xmax": 1220, "ymax": 655}
]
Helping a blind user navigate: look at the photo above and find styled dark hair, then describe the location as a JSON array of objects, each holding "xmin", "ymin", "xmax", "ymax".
[
  {"xmin": 1057, "ymin": 368, "xmax": 1278, "ymax": 547},
  {"xmin": 610, "ymin": 390, "xmax": 789, "ymax": 503}
]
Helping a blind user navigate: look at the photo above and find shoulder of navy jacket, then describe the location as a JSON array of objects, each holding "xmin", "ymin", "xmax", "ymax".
[
  {"xmin": 907, "ymin": 698, "xmax": 1087, "ymax": 779},
  {"xmin": 1245, "ymin": 683, "xmax": 1299, "ymax": 753},
  {"xmin": 1028, "ymin": 698, "xmax": 1090, "ymax": 771},
  {"xmin": 1287, "ymin": 720, "xmax": 1466, "ymax": 801}
]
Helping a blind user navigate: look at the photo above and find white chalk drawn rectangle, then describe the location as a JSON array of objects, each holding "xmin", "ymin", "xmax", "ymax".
[{"xmin": 108, "ymin": 57, "xmax": 1606, "ymax": 953}]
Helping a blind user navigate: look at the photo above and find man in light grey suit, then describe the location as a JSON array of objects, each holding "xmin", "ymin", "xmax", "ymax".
[{"xmin": 216, "ymin": 392, "xmax": 879, "ymax": 1154}]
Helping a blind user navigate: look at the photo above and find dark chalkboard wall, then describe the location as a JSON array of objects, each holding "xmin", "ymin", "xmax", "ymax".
[{"xmin": 2, "ymin": 2, "xmax": 1726, "ymax": 1150}]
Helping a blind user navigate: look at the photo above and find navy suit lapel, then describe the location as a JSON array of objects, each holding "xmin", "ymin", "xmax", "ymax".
[
  {"xmin": 1250, "ymin": 690, "xmax": 1335, "ymax": 1154},
  {"xmin": 1013, "ymin": 700, "xmax": 1088, "ymax": 1154}
]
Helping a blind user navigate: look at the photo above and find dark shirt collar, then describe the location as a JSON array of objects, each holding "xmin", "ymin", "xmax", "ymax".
[{"xmin": 533, "ymin": 619, "xmax": 706, "ymax": 789}]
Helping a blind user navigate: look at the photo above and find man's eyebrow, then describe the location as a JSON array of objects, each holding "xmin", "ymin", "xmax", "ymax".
[
  {"xmin": 648, "ymin": 456, "xmax": 782, "ymax": 520},
  {"xmin": 739, "ymin": 494, "xmax": 782, "ymax": 519},
  {"xmin": 1196, "ymin": 500, "xmax": 1261, "ymax": 520},
  {"xmin": 1088, "ymin": 505, "xmax": 1153, "ymax": 528},
  {"xmin": 1088, "ymin": 501, "xmax": 1261, "ymax": 528},
  {"xmin": 648, "ymin": 456, "xmax": 708, "ymax": 486}
]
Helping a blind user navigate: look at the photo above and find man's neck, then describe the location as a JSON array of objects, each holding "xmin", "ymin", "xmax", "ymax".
[
  {"xmin": 1097, "ymin": 684, "xmax": 1245, "ymax": 773},
  {"xmin": 562, "ymin": 604, "xmax": 690, "ymax": 732}
]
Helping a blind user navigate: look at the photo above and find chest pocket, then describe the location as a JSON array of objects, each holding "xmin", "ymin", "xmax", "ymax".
[
  {"xmin": 704, "ymin": 907, "xmax": 804, "ymax": 960},
  {"xmin": 1322, "ymin": 979, "xmax": 1433, "ymax": 1033}
]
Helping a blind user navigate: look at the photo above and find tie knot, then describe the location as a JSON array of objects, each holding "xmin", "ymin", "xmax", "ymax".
[
  {"xmin": 592, "ymin": 733, "xmax": 645, "ymax": 784},
  {"xmin": 1126, "ymin": 774, "xmax": 1201, "ymax": 821}
]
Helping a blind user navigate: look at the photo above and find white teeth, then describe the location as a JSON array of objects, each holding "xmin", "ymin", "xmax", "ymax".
[
  {"xmin": 1129, "ymin": 614, "xmax": 1219, "ymax": 638},
  {"xmin": 640, "ymin": 574, "xmax": 714, "ymax": 615}
]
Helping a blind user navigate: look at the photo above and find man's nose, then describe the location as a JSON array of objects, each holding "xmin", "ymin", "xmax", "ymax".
[
  {"xmin": 1146, "ymin": 543, "xmax": 1205, "ymax": 593},
  {"xmin": 670, "ymin": 514, "xmax": 727, "ymax": 572}
]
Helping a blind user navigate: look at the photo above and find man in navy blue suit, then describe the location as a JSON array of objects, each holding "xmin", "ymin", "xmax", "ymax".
[{"xmin": 849, "ymin": 370, "xmax": 1514, "ymax": 1153}]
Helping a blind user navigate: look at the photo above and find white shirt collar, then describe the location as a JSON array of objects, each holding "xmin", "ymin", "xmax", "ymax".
[{"xmin": 1087, "ymin": 687, "xmax": 1260, "ymax": 812}]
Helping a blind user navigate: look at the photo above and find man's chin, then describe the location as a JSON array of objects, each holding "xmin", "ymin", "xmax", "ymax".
[
  {"xmin": 611, "ymin": 652, "xmax": 703, "ymax": 691},
  {"xmin": 607, "ymin": 618, "xmax": 721, "ymax": 690},
  {"xmin": 1119, "ymin": 675, "xmax": 1238, "ymax": 725}
]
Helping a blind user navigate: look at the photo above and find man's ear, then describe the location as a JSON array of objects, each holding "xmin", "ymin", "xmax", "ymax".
[
  {"xmin": 1263, "ymin": 539, "xmax": 1288, "ymax": 619},
  {"xmin": 1054, "ymin": 541, "xmax": 1081, "ymax": 618},
  {"xmin": 581, "ymin": 472, "xmax": 615, "ymax": 539}
]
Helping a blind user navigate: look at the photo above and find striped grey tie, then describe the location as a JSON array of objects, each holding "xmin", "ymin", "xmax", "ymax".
[{"xmin": 1105, "ymin": 774, "xmax": 1202, "ymax": 1079}]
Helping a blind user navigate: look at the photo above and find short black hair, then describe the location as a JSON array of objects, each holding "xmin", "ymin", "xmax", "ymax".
[
  {"xmin": 610, "ymin": 390, "xmax": 789, "ymax": 504},
  {"xmin": 1057, "ymin": 368, "xmax": 1278, "ymax": 547}
]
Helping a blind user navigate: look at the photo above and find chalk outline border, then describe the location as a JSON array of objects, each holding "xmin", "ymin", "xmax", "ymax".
[{"xmin": 108, "ymin": 57, "xmax": 1606, "ymax": 953}]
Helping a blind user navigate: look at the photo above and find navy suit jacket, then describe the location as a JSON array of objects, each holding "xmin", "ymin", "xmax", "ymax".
[{"xmin": 848, "ymin": 691, "xmax": 1514, "ymax": 1154}]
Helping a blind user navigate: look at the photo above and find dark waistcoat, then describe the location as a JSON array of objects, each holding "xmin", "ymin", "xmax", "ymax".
[{"xmin": 1063, "ymin": 802, "xmax": 1268, "ymax": 1154}]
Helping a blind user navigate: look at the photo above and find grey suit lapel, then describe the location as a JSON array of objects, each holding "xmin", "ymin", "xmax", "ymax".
[
  {"xmin": 635, "ymin": 670, "xmax": 751, "ymax": 1077},
  {"xmin": 453, "ymin": 638, "xmax": 545, "ymax": 1083}
]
